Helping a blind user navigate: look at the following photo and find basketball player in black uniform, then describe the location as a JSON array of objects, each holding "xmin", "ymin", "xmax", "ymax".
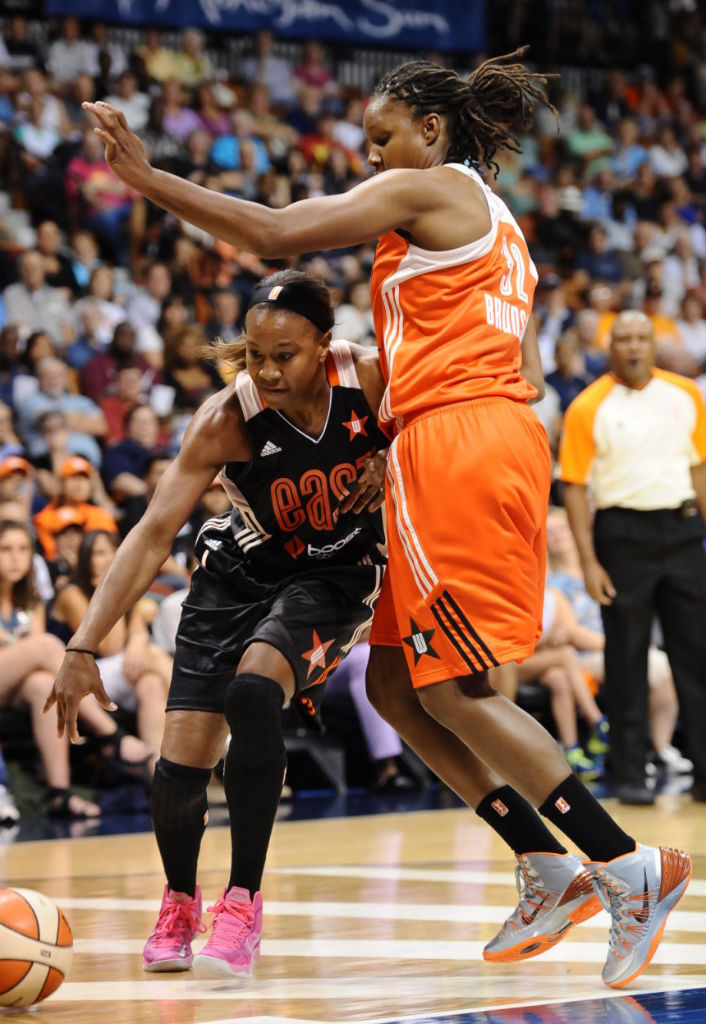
[{"xmin": 45, "ymin": 271, "xmax": 388, "ymax": 978}]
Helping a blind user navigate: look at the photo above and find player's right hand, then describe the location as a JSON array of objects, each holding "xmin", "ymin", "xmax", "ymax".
[
  {"xmin": 82, "ymin": 101, "xmax": 153, "ymax": 191},
  {"xmin": 43, "ymin": 651, "xmax": 117, "ymax": 744}
]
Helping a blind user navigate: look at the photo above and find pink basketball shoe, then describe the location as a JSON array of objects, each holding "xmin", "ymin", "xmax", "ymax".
[
  {"xmin": 194, "ymin": 886, "xmax": 263, "ymax": 977},
  {"xmin": 143, "ymin": 884, "xmax": 205, "ymax": 972}
]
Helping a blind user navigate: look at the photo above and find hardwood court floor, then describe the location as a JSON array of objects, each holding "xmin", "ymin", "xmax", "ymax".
[{"xmin": 1, "ymin": 792, "xmax": 704, "ymax": 1024}]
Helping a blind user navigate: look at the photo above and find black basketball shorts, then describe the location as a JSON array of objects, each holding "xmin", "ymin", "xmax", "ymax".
[{"xmin": 166, "ymin": 521, "xmax": 384, "ymax": 714}]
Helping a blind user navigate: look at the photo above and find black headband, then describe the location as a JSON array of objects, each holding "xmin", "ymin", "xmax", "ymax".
[{"xmin": 247, "ymin": 282, "xmax": 331, "ymax": 334}]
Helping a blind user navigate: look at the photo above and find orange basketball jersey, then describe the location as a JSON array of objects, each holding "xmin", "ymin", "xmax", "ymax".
[{"xmin": 370, "ymin": 163, "xmax": 538, "ymax": 432}]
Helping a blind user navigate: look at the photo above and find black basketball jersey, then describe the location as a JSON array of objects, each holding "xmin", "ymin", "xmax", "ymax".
[{"xmin": 217, "ymin": 341, "xmax": 387, "ymax": 580}]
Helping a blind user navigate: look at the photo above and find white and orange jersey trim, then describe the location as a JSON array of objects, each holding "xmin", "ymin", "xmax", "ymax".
[
  {"xmin": 370, "ymin": 163, "xmax": 538, "ymax": 430},
  {"xmin": 559, "ymin": 368, "xmax": 706, "ymax": 510}
]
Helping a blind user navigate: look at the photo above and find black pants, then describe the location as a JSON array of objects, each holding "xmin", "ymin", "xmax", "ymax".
[{"xmin": 594, "ymin": 506, "xmax": 706, "ymax": 788}]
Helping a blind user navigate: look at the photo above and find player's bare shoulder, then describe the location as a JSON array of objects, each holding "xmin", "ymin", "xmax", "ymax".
[
  {"xmin": 349, "ymin": 342, "xmax": 385, "ymax": 416},
  {"xmin": 182, "ymin": 381, "xmax": 251, "ymax": 465}
]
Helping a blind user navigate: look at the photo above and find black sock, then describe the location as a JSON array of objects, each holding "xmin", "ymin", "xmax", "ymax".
[
  {"xmin": 150, "ymin": 758, "xmax": 211, "ymax": 897},
  {"xmin": 476, "ymin": 786, "xmax": 566, "ymax": 856},
  {"xmin": 224, "ymin": 673, "xmax": 287, "ymax": 898},
  {"xmin": 539, "ymin": 773, "xmax": 635, "ymax": 862}
]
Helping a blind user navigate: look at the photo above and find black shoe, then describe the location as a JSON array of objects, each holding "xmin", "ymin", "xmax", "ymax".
[
  {"xmin": 617, "ymin": 784, "xmax": 655, "ymax": 806},
  {"xmin": 689, "ymin": 779, "xmax": 706, "ymax": 802},
  {"xmin": 372, "ymin": 772, "xmax": 418, "ymax": 795}
]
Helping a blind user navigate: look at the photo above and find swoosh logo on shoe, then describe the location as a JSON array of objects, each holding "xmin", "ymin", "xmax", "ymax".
[
  {"xmin": 527, "ymin": 896, "xmax": 547, "ymax": 923},
  {"xmin": 634, "ymin": 869, "xmax": 650, "ymax": 925}
]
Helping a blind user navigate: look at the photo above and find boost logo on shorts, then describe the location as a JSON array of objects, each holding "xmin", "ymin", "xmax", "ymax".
[
  {"xmin": 402, "ymin": 619, "xmax": 439, "ymax": 666},
  {"xmin": 307, "ymin": 527, "xmax": 361, "ymax": 559}
]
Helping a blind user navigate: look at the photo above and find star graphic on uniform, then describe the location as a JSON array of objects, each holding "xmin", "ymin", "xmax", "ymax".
[
  {"xmin": 402, "ymin": 619, "xmax": 440, "ymax": 666},
  {"xmin": 302, "ymin": 630, "xmax": 336, "ymax": 677},
  {"xmin": 342, "ymin": 410, "xmax": 369, "ymax": 441},
  {"xmin": 284, "ymin": 536, "xmax": 305, "ymax": 559}
]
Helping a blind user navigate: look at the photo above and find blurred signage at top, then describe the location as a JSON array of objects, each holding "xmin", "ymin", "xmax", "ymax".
[{"xmin": 45, "ymin": 0, "xmax": 485, "ymax": 52}]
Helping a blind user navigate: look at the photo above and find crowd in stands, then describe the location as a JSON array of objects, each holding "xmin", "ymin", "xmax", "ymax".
[{"xmin": 0, "ymin": 9, "xmax": 703, "ymax": 823}]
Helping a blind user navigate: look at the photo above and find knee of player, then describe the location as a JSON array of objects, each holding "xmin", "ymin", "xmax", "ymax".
[{"xmin": 224, "ymin": 673, "xmax": 287, "ymax": 769}]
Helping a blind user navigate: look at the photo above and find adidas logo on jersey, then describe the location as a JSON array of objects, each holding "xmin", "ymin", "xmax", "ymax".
[
  {"xmin": 260, "ymin": 440, "xmax": 282, "ymax": 457},
  {"xmin": 204, "ymin": 537, "xmax": 223, "ymax": 551}
]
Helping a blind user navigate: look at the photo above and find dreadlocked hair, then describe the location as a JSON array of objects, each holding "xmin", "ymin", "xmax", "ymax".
[{"xmin": 373, "ymin": 46, "xmax": 557, "ymax": 178}]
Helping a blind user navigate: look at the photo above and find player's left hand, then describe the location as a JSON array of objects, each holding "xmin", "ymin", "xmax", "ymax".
[{"xmin": 338, "ymin": 449, "xmax": 388, "ymax": 515}]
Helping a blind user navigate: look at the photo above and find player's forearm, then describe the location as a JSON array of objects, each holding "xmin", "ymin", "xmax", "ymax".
[
  {"xmin": 140, "ymin": 168, "xmax": 279, "ymax": 255},
  {"xmin": 69, "ymin": 521, "xmax": 173, "ymax": 649},
  {"xmin": 690, "ymin": 462, "xmax": 706, "ymax": 523},
  {"xmin": 561, "ymin": 482, "xmax": 597, "ymax": 569}
]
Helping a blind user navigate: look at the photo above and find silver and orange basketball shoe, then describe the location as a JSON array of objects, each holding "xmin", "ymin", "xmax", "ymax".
[
  {"xmin": 586, "ymin": 843, "xmax": 692, "ymax": 988},
  {"xmin": 483, "ymin": 851, "xmax": 601, "ymax": 962}
]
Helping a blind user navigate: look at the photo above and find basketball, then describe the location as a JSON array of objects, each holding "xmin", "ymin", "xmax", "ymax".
[{"xmin": 0, "ymin": 888, "xmax": 73, "ymax": 1007}]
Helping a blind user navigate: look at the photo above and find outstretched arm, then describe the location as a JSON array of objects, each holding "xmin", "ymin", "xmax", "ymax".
[
  {"xmin": 44, "ymin": 390, "xmax": 248, "ymax": 740},
  {"xmin": 83, "ymin": 102, "xmax": 441, "ymax": 258}
]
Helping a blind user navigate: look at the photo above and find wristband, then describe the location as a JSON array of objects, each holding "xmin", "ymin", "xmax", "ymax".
[{"xmin": 65, "ymin": 647, "xmax": 97, "ymax": 657}]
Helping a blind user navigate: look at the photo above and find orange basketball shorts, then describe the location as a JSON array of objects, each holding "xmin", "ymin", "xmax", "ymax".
[{"xmin": 369, "ymin": 397, "xmax": 551, "ymax": 686}]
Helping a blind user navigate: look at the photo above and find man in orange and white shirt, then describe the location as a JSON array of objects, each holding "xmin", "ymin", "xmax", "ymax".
[{"xmin": 560, "ymin": 310, "xmax": 706, "ymax": 805}]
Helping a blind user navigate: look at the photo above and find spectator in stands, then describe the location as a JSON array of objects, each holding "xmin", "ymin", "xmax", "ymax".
[
  {"xmin": 545, "ymin": 330, "xmax": 593, "ymax": 413},
  {"xmin": 0, "ymin": 456, "xmax": 35, "ymax": 522},
  {"xmin": 676, "ymin": 290, "xmax": 706, "ymax": 373},
  {"xmin": 567, "ymin": 104, "xmax": 614, "ymax": 175},
  {"xmin": 0, "ymin": 519, "xmax": 99, "ymax": 818},
  {"xmin": 65, "ymin": 129, "xmax": 142, "ymax": 266},
  {"xmin": 611, "ymin": 117, "xmax": 648, "ymax": 183},
  {"xmin": 204, "ymin": 288, "xmax": 241, "ymax": 345},
  {"xmin": 0, "ymin": 402, "xmax": 23, "ymax": 462},
  {"xmin": 161, "ymin": 78, "xmax": 201, "ymax": 142},
  {"xmin": 86, "ymin": 21, "xmax": 127, "ymax": 83},
  {"xmin": 211, "ymin": 108, "xmax": 271, "ymax": 177},
  {"xmin": 576, "ymin": 223, "xmax": 623, "ymax": 284},
  {"xmin": 69, "ymin": 230, "xmax": 102, "ymax": 293},
  {"xmin": 172, "ymin": 28, "xmax": 213, "ymax": 88},
  {"xmin": 127, "ymin": 262, "xmax": 172, "ymax": 330},
  {"xmin": 649, "ymin": 124, "xmax": 688, "ymax": 179},
  {"xmin": 240, "ymin": 29, "xmax": 295, "ymax": 110},
  {"xmin": 162, "ymin": 324, "xmax": 223, "ymax": 414},
  {"xmin": 137, "ymin": 96, "xmax": 183, "ymax": 170},
  {"xmin": 19, "ymin": 357, "xmax": 106, "ymax": 464},
  {"xmin": 46, "ymin": 16, "xmax": 94, "ymax": 88},
  {"xmin": 0, "ymin": 327, "xmax": 24, "ymax": 410},
  {"xmin": 294, "ymin": 40, "xmax": 340, "ymax": 109},
  {"xmin": 50, "ymin": 529, "xmax": 172, "ymax": 776},
  {"xmin": 36, "ymin": 220, "xmax": 79, "ymax": 297},
  {"xmin": 136, "ymin": 29, "xmax": 177, "ymax": 86},
  {"xmin": 4, "ymin": 16, "xmax": 42, "ymax": 75},
  {"xmin": 3, "ymin": 250, "xmax": 74, "ymax": 344},
  {"xmin": 81, "ymin": 320, "xmax": 159, "ymax": 403},
  {"xmin": 73, "ymin": 266, "xmax": 125, "ymax": 348},
  {"xmin": 324, "ymin": 640, "xmax": 417, "ymax": 793},
  {"xmin": 99, "ymin": 363, "xmax": 148, "ymax": 445},
  {"xmin": 516, "ymin": 583, "xmax": 609, "ymax": 778},
  {"xmin": 331, "ymin": 279, "xmax": 375, "ymax": 346},
  {"xmin": 17, "ymin": 330, "xmax": 59, "ymax": 378},
  {"xmin": 560, "ymin": 310, "xmax": 706, "ymax": 804},
  {"xmin": 194, "ymin": 82, "xmax": 230, "ymax": 137},
  {"xmin": 102, "ymin": 402, "xmax": 161, "ymax": 504},
  {"xmin": 102, "ymin": 70, "xmax": 150, "ymax": 132},
  {"xmin": 31, "ymin": 410, "xmax": 114, "ymax": 514},
  {"xmin": 65, "ymin": 301, "xmax": 107, "ymax": 370},
  {"xmin": 34, "ymin": 456, "xmax": 118, "ymax": 561}
]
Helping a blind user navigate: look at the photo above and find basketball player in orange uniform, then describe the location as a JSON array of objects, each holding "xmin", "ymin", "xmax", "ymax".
[{"xmin": 61, "ymin": 51, "xmax": 691, "ymax": 987}]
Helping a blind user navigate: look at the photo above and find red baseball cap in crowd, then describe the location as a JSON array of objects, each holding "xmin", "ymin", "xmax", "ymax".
[
  {"xmin": 60, "ymin": 456, "xmax": 93, "ymax": 478},
  {"xmin": 0, "ymin": 455, "xmax": 31, "ymax": 479}
]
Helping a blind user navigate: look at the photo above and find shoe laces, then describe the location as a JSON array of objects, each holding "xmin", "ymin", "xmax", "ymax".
[
  {"xmin": 207, "ymin": 895, "xmax": 256, "ymax": 948},
  {"xmin": 504, "ymin": 862, "xmax": 552, "ymax": 932},
  {"xmin": 152, "ymin": 899, "xmax": 205, "ymax": 949},
  {"xmin": 599, "ymin": 873, "xmax": 655, "ymax": 958}
]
